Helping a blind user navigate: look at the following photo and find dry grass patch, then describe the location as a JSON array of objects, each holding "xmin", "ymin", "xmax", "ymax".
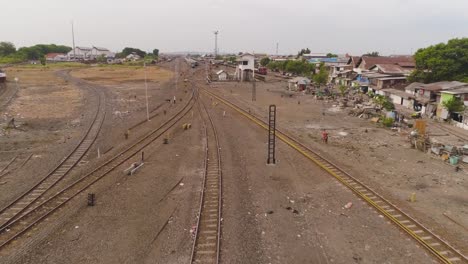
[{"xmin": 71, "ymin": 66, "xmax": 173, "ymax": 85}]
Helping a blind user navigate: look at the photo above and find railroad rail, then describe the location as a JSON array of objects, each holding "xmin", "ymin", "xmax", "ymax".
[
  {"xmin": 190, "ymin": 92, "xmax": 222, "ymax": 264},
  {"xmin": 0, "ymin": 90, "xmax": 195, "ymax": 252},
  {"xmin": 201, "ymin": 88, "xmax": 467, "ymax": 264},
  {"xmin": 0, "ymin": 88, "xmax": 106, "ymax": 230},
  {"xmin": 0, "ymin": 153, "xmax": 33, "ymax": 180}
]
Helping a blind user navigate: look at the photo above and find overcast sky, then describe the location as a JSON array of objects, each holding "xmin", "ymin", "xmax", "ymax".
[{"xmin": 1, "ymin": 0, "xmax": 467, "ymax": 55}]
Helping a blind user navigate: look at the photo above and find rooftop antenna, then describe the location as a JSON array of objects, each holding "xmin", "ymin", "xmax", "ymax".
[
  {"xmin": 71, "ymin": 21, "xmax": 76, "ymax": 60},
  {"xmin": 214, "ymin": 30, "xmax": 219, "ymax": 58}
]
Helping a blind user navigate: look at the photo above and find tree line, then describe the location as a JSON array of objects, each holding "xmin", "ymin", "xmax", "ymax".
[
  {"xmin": 0, "ymin": 42, "xmax": 72, "ymax": 63},
  {"xmin": 409, "ymin": 38, "xmax": 468, "ymax": 83}
]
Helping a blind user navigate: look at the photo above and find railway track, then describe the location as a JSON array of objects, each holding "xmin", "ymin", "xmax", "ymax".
[
  {"xmin": 0, "ymin": 89, "xmax": 195, "ymax": 253},
  {"xmin": 0, "ymin": 153, "xmax": 33, "ymax": 180},
  {"xmin": 0, "ymin": 88, "xmax": 106, "ymax": 231},
  {"xmin": 201, "ymin": 88, "xmax": 468, "ymax": 264},
  {"xmin": 190, "ymin": 93, "xmax": 222, "ymax": 264}
]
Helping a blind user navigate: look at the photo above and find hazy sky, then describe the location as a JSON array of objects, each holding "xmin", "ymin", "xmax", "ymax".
[{"xmin": 1, "ymin": 0, "xmax": 468, "ymax": 55}]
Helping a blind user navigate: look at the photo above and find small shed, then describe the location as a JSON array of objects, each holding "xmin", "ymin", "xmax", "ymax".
[
  {"xmin": 216, "ymin": 70, "xmax": 228, "ymax": 81},
  {"xmin": 288, "ymin": 77, "xmax": 311, "ymax": 91},
  {"xmin": 0, "ymin": 70, "xmax": 6, "ymax": 83}
]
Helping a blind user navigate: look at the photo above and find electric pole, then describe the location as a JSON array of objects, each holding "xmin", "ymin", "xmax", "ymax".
[
  {"xmin": 214, "ymin": 31, "xmax": 219, "ymax": 58},
  {"xmin": 276, "ymin": 42, "xmax": 279, "ymax": 56},
  {"xmin": 71, "ymin": 21, "xmax": 76, "ymax": 60}
]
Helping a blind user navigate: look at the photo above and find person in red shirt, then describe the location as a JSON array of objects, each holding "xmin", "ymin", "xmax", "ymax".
[{"xmin": 322, "ymin": 130, "xmax": 329, "ymax": 144}]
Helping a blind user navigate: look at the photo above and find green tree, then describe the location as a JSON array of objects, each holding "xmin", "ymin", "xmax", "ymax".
[
  {"xmin": 338, "ymin": 85, "xmax": 347, "ymax": 96},
  {"xmin": 442, "ymin": 97, "xmax": 465, "ymax": 118},
  {"xmin": 120, "ymin": 47, "xmax": 146, "ymax": 58},
  {"xmin": 260, "ymin": 57, "xmax": 270, "ymax": 66},
  {"xmin": 373, "ymin": 95, "xmax": 395, "ymax": 111},
  {"xmin": 409, "ymin": 38, "xmax": 468, "ymax": 83},
  {"xmin": 153, "ymin": 49, "xmax": 159, "ymax": 57},
  {"xmin": 227, "ymin": 56, "xmax": 236, "ymax": 63},
  {"xmin": 326, "ymin": 53, "xmax": 338, "ymax": 58},
  {"xmin": 313, "ymin": 63, "xmax": 328, "ymax": 86},
  {"xmin": 364, "ymin": 51, "xmax": 380, "ymax": 57},
  {"xmin": 40, "ymin": 56, "xmax": 46, "ymax": 66},
  {"xmin": 0, "ymin": 42, "xmax": 16, "ymax": 56}
]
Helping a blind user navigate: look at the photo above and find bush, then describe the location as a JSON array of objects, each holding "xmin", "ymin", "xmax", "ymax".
[{"xmin": 382, "ymin": 117, "xmax": 394, "ymax": 127}]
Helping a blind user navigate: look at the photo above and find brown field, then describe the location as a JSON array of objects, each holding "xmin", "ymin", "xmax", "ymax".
[{"xmin": 71, "ymin": 66, "xmax": 173, "ymax": 85}]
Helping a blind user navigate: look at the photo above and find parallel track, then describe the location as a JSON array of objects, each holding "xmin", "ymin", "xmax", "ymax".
[
  {"xmin": 0, "ymin": 88, "xmax": 106, "ymax": 230},
  {"xmin": 190, "ymin": 93, "xmax": 222, "ymax": 264},
  {"xmin": 202, "ymin": 88, "xmax": 468, "ymax": 264},
  {"xmin": 0, "ymin": 90, "xmax": 195, "ymax": 252}
]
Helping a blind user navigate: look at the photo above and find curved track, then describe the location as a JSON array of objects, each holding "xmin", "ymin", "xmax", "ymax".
[
  {"xmin": 201, "ymin": 88, "xmax": 468, "ymax": 264},
  {"xmin": 190, "ymin": 92, "xmax": 223, "ymax": 264},
  {"xmin": 0, "ymin": 87, "xmax": 195, "ymax": 252},
  {"xmin": 0, "ymin": 87, "xmax": 106, "ymax": 230}
]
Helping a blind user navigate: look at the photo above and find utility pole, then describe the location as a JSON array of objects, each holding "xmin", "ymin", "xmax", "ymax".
[
  {"xmin": 252, "ymin": 80, "xmax": 256, "ymax": 101},
  {"xmin": 144, "ymin": 62, "xmax": 150, "ymax": 121},
  {"xmin": 71, "ymin": 21, "xmax": 76, "ymax": 60},
  {"xmin": 276, "ymin": 42, "xmax": 279, "ymax": 56},
  {"xmin": 214, "ymin": 30, "xmax": 219, "ymax": 58}
]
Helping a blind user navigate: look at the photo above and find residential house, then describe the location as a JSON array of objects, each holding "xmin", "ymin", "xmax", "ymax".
[
  {"xmin": 45, "ymin": 53, "xmax": 68, "ymax": 62},
  {"xmin": 403, "ymin": 81, "xmax": 467, "ymax": 116},
  {"xmin": 235, "ymin": 53, "xmax": 255, "ymax": 81},
  {"xmin": 438, "ymin": 85, "xmax": 468, "ymax": 122},
  {"xmin": 288, "ymin": 77, "xmax": 311, "ymax": 91},
  {"xmin": 216, "ymin": 70, "xmax": 228, "ymax": 81},
  {"xmin": 91, "ymin": 47, "xmax": 115, "ymax": 59},
  {"xmin": 0, "ymin": 69, "xmax": 6, "ymax": 83},
  {"xmin": 380, "ymin": 88, "xmax": 414, "ymax": 107},
  {"xmin": 355, "ymin": 56, "xmax": 415, "ymax": 72},
  {"xmin": 126, "ymin": 53, "xmax": 141, "ymax": 61},
  {"xmin": 67, "ymin": 46, "xmax": 92, "ymax": 60},
  {"xmin": 67, "ymin": 46, "xmax": 114, "ymax": 60}
]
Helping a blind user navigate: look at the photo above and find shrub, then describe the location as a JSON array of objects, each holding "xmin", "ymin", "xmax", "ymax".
[{"xmin": 382, "ymin": 117, "xmax": 394, "ymax": 127}]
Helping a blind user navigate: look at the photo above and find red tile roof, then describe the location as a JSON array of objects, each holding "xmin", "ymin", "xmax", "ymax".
[
  {"xmin": 359, "ymin": 56, "xmax": 414, "ymax": 70},
  {"xmin": 45, "ymin": 53, "xmax": 66, "ymax": 58}
]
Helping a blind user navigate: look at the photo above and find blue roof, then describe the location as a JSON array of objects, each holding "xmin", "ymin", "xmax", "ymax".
[{"xmin": 308, "ymin": 57, "xmax": 338, "ymax": 63}]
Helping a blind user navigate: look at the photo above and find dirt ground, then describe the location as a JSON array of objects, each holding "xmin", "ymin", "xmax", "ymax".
[
  {"xmin": 206, "ymin": 73, "xmax": 468, "ymax": 255},
  {"xmin": 0, "ymin": 61, "xmax": 462, "ymax": 264},
  {"xmin": 71, "ymin": 65, "xmax": 173, "ymax": 85},
  {"xmin": 0, "ymin": 66, "xmax": 91, "ymax": 208}
]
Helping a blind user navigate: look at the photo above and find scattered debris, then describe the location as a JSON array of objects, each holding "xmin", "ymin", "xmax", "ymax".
[{"xmin": 344, "ymin": 202, "xmax": 353, "ymax": 209}]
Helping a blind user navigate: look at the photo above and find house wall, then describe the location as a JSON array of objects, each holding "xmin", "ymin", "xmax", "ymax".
[
  {"xmin": 389, "ymin": 94, "xmax": 403, "ymax": 105},
  {"xmin": 403, "ymin": 98, "xmax": 413, "ymax": 108}
]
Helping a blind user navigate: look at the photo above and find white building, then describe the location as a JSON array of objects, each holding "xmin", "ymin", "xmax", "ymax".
[
  {"xmin": 45, "ymin": 53, "xmax": 68, "ymax": 62},
  {"xmin": 235, "ymin": 53, "xmax": 255, "ymax": 81},
  {"xmin": 126, "ymin": 53, "xmax": 141, "ymax": 61},
  {"xmin": 67, "ymin": 46, "xmax": 114, "ymax": 60},
  {"xmin": 216, "ymin": 70, "xmax": 228, "ymax": 81},
  {"xmin": 91, "ymin": 47, "xmax": 115, "ymax": 59},
  {"xmin": 67, "ymin": 47, "xmax": 92, "ymax": 60}
]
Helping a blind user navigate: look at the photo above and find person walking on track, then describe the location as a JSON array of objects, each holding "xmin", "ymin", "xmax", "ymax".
[{"xmin": 322, "ymin": 130, "xmax": 329, "ymax": 144}]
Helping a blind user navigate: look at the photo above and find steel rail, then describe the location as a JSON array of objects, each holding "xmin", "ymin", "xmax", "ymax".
[
  {"xmin": 190, "ymin": 90, "xmax": 223, "ymax": 264},
  {"xmin": 201, "ymin": 88, "xmax": 468, "ymax": 264},
  {"xmin": 0, "ymin": 87, "xmax": 106, "ymax": 230},
  {"xmin": 0, "ymin": 90, "xmax": 195, "ymax": 251}
]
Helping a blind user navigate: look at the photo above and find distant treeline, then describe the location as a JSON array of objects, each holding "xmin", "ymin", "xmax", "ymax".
[{"xmin": 0, "ymin": 42, "xmax": 72, "ymax": 63}]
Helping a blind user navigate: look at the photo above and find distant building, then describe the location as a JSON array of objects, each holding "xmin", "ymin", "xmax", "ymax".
[
  {"xmin": 45, "ymin": 53, "xmax": 67, "ymax": 62},
  {"xmin": 67, "ymin": 46, "xmax": 114, "ymax": 60},
  {"xmin": 91, "ymin": 47, "xmax": 115, "ymax": 59},
  {"xmin": 235, "ymin": 53, "xmax": 255, "ymax": 81},
  {"xmin": 126, "ymin": 53, "xmax": 141, "ymax": 61},
  {"xmin": 216, "ymin": 70, "xmax": 228, "ymax": 81},
  {"xmin": 0, "ymin": 69, "xmax": 6, "ymax": 83},
  {"xmin": 288, "ymin": 77, "xmax": 311, "ymax": 91},
  {"xmin": 67, "ymin": 47, "xmax": 92, "ymax": 60}
]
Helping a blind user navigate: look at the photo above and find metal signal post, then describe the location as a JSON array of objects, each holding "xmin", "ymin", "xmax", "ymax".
[{"xmin": 267, "ymin": 105, "xmax": 276, "ymax": 164}]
